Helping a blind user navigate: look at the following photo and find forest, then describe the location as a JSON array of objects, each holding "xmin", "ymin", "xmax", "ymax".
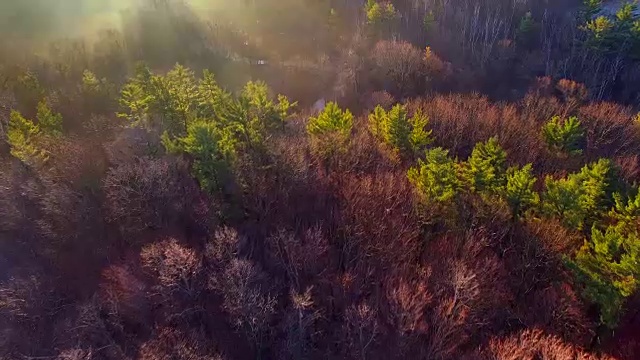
[{"xmin": 2, "ymin": 0, "xmax": 640, "ymax": 359}]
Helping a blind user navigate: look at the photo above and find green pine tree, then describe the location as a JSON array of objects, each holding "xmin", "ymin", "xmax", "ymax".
[
  {"xmin": 368, "ymin": 104, "xmax": 432, "ymax": 157},
  {"xmin": 567, "ymin": 224, "xmax": 640, "ymax": 327},
  {"xmin": 118, "ymin": 64, "xmax": 155, "ymax": 126},
  {"xmin": 582, "ymin": 0, "xmax": 603, "ymax": 22},
  {"xmin": 36, "ymin": 100, "xmax": 62, "ymax": 136},
  {"xmin": 196, "ymin": 70, "xmax": 230, "ymax": 119},
  {"xmin": 409, "ymin": 108, "xmax": 432, "ymax": 154},
  {"xmin": 504, "ymin": 164, "xmax": 539, "ymax": 217},
  {"xmin": 463, "ymin": 137, "xmax": 507, "ymax": 193},
  {"xmin": 609, "ymin": 189, "xmax": 640, "ymax": 234},
  {"xmin": 516, "ymin": 12, "xmax": 538, "ymax": 48},
  {"xmin": 307, "ymin": 102, "xmax": 353, "ymax": 162},
  {"xmin": 118, "ymin": 63, "xmax": 198, "ymax": 136},
  {"xmin": 368, "ymin": 104, "xmax": 386, "ymax": 138},
  {"xmin": 383, "ymin": 104, "xmax": 412, "ymax": 153},
  {"xmin": 238, "ymin": 81, "xmax": 296, "ymax": 146},
  {"xmin": 542, "ymin": 159, "xmax": 612, "ymax": 230},
  {"xmin": 7, "ymin": 110, "xmax": 47, "ymax": 166},
  {"xmin": 408, "ymin": 147, "xmax": 460, "ymax": 203},
  {"xmin": 542, "ymin": 116, "xmax": 585, "ymax": 155},
  {"xmin": 365, "ymin": 0, "xmax": 397, "ymax": 38},
  {"xmin": 163, "ymin": 119, "xmax": 237, "ymax": 194},
  {"xmin": 81, "ymin": 70, "xmax": 116, "ymax": 113}
]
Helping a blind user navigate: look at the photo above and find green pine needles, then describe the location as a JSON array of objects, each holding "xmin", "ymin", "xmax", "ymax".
[
  {"xmin": 364, "ymin": 0, "xmax": 397, "ymax": 38},
  {"xmin": 121, "ymin": 63, "xmax": 296, "ymax": 193},
  {"xmin": 307, "ymin": 102, "xmax": 353, "ymax": 162},
  {"xmin": 7, "ymin": 100, "xmax": 63, "ymax": 166},
  {"xmin": 368, "ymin": 104, "xmax": 432, "ymax": 157},
  {"xmin": 408, "ymin": 147, "xmax": 460, "ymax": 203},
  {"xmin": 163, "ymin": 119, "xmax": 237, "ymax": 194},
  {"xmin": 36, "ymin": 100, "xmax": 63, "ymax": 136},
  {"xmin": 463, "ymin": 137, "xmax": 507, "ymax": 193},
  {"xmin": 568, "ymin": 224, "xmax": 640, "ymax": 327},
  {"xmin": 505, "ymin": 164, "xmax": 539, "ymax": 217},
  {"xmin": 7, "ymin": 110, "xmax": 46, "ymax": 166},
  {"xmin": 542, "ymin": 116, "xmax": 584, "ymax": 155},
  {"xmin": 542, "ymin": 159, "xmax": 612, "ymax": 230}
]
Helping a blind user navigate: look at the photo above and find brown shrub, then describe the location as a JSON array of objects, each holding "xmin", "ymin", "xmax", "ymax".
[
  {"xmin": 482, "ymin": 329, "xmax": 614, "ymax": 360},
  {"xmin": 424, "ymin": 230, "xmax": 512, "ymax": 352},
  {"xmin": 43, "ymin": 135, "xmax": 108, "ymax": 190},
  {"xmin": 141, "ymin": 239, "xmax": 202, "ymax": 298},
  {"xmin": 0, "ymin": 160, "xmax": 33, "ymax": 234},
  {"xmin": 0, "ymin": 272, "xmax": 56, "ymax": 354},
  {"xmin": 370, "ymin": 40, "xmax": 426, "ymax": 97},
  {"xmin": 530, "ymin": 77, "xmax": 555, "ymax": 97},
  {"xmin": 410, "ymin": 93, "xmax": 543, "ymax": 165},
  {"xmin": 578, "ymin": 102, "xmax": 640, "ymax": 159},
  {"xmin": 524, "ymin": 218, "xmax": 583, "ymax": 255},
  {"xmin": 522, "ymin": 283, "xmax": 596, "ymax": 347},
  {"xmin": 615, "ymin": 155, "xmax": 640, "ymax": 184},
  {"xmin": 138, "ymin": 327, "xmax": 222, "ymax": 360},
  {"xmin": 557, "ymin": 78, "xmax": 589, "ymax": 105},
  {"xmin": 339, "ymin": 172, "xmax": 421, "ymax": 279},
  {"xmin": 238, "ymin": 127, "xmax": 343, "ymax": 240},
  {"xmin": 424, "ymin": 47, "xmax": 451, "ymax": 82},
  {"xmin": 278, "ymin": 287, "xmax": 323, "ymax": 360},
  {"xmin": 385, "ymin": 270, "xmax": 432, "ymax": 335},
  {"xmin": 0, "ymin": 274, "xmax": 54, "ymax": 321},
  {"xmin": 218, "ymin": 259, "xmax": 277, "ymax": 350},
  {"xmin": 362, "ymin": 228, "xmax": 514, "ymax": 360},
  {"xmin": 105, "ymin": 127, "xmax": 164, "ymax": 166},
  {"xmin": 361, "ymin": 90, "xmax": 395, "ymax": 112},
  {"xmin": 520, "ymin": 90, "xmax": 570, "ymax": 126},
  {"xmin": 605, "ymin": 296, "xmax": 640, "ymax": 360},
  {"xmin": 342, "ymin": 119, "xmax": 394, "ymax": 174},
  {"xmin": 343, "ymin": 301, "xmax": 381, "ymax": 360},
  {"xmin": 104, "ymin": 156, "xmax": 203, "ymax": 236},
  {"xmin": 205, "ymin": 227, "xmax": 241, "ymax": 275},
  {"xmin": 500, "ymin": 220, "xmax": 595, "ymax": 346},
  {"xmin": 53, "ymin": 301, "xmax": 128, "ymax": 360},
  {"xmin": 56, "ymin": 349, "xmax": 94, "ymax": 360},
  {"xmin": 265, "ymin": 228, "xmax": 331, "ymax": 290},
  {"xmin": 99, "ymin": 265, "xmax": 149, "ymax": 327},
  {"xmin": 499, "ymin": 221, "xmax": 566, "ymax": 300},
  {"xmin": 36, "ymin": 180, "xmax": 101, "ymax": 244},
  {"xmin": 30, "ymin": 137, "xmax": 109, "ymax": 259}
]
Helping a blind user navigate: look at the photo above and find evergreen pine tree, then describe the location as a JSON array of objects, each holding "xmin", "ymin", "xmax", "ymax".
[
  {"xmin": 36, "ymin": 100, "xmax": 62, "ymax": 136},
  {"xmin": 567, "ymin": 224, "xmax": 640, "ymax": 327},
  {"xmin": 463, "ymin": 137, "xmax": 507, "ymax": 193},
  {"xmin": 307, "ymin": 102, "xmax": 353, "ymax": 162},
  {"xmin": 542, "ymin": 159, "xmax": 612, "ymax": 229},
  {"xmin": 7, "ymin": 110, "xmax": 47, "ymax": 166},
  {"xmin": 163, "ymin": 119, "xmax": 237, "ymax": 194},
  {"xmin": 505, "ymin": 164, "xmax": 539, "ymax": 217},
  {"xmin": 542, "ymin": 116, "xmax": 584, "ymax": 155},
  {"xmin": 408, "ymin": 147, "xmax": 460, "ymax": 203},
  {"xmin": 368, "ymin": 104, "xmax": 431, "ymax": 157}
]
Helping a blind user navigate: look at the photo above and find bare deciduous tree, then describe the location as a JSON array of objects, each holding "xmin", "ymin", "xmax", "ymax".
[
  {"xmin": 138, "ymin": 327, "xmax": 224, "ymax": 360},
  {"xmin": 220, "ymin": 259, "xmax": 277, "ymax": 352},
  {"xmin": 482, "ymin": 329, "xmax": 615, "ymax": 360},
  {"xmin": 371, "ymin": 40, "xmax": 425, "ymax": 97},
  {"xmin": 104, "ymin": 156, "xmax": 200, "ymax": 236},
  {"xmin": 344, "ymin": 301, "xmax": 380, "ymax": 360},
  {"xmin": 141, "ymin": 238, "xmax": 203, "ymax": 299}
]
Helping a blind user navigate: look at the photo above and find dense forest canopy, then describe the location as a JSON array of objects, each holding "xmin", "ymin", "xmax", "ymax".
[{"xmin": 2, "ymin": 0, "xmax": 640, "ymax": 359}]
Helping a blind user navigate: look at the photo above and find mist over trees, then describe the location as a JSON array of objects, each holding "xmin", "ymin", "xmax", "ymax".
[{"xmin": 2, "ymin": 0, "xmax": 640, "ymax": 359}]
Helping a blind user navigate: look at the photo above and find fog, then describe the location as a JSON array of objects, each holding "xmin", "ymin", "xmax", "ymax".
[{"xmin": 0, "ymin": 0, "xmax": 225, "ymax": 39}]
